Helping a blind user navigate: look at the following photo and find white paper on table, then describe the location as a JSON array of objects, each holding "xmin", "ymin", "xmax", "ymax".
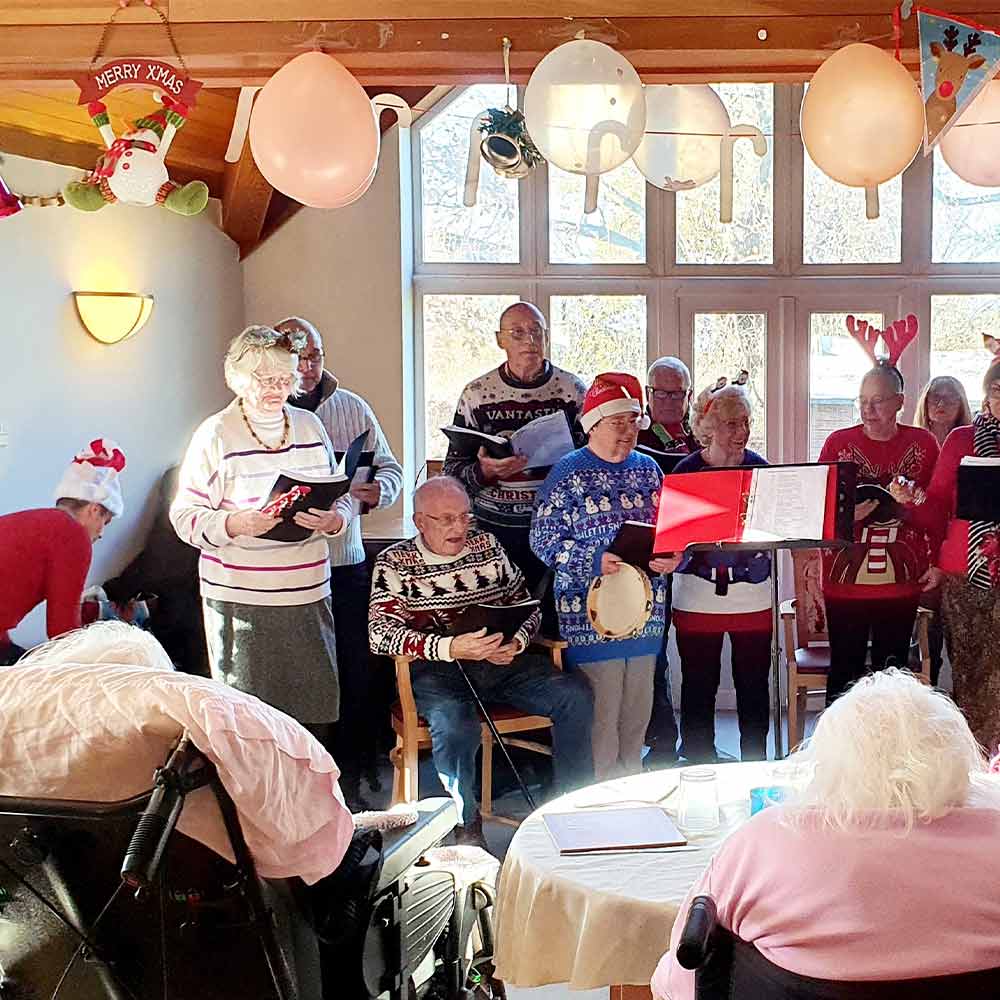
[
  {"xmin": 742, "ymin": 465, "xmax": 829, "ymax": 543},
  {"xmin": 509, "ymin": 411, "xmax": 576, "ymax": 469}
]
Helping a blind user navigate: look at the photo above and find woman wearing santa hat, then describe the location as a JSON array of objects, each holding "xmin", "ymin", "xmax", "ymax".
[
  {"xmin": 0, "ymin": 439, "xmax": 126, "ymax": 663},
  {"xmin": 531, "ymin": 373, "xmax": 681, "ymax": 779},
  {"xmin": 170, "ymin": 326, "xmax": 355, "ymax": 748}
]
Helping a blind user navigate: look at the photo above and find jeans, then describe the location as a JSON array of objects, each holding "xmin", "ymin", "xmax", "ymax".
[
  {"xmin": 824, "ymin": 595, "xmax": 919, "ymax": 705},
  {"xmin": 410, "ymin": 652, "xmax": 594, "ymax": 825},
  {"xmin": 677, "ymin": 628, "xmax": 771, "ymax": 763}
]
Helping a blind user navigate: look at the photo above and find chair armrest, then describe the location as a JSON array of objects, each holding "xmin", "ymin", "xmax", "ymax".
[
  {"xmin": 392, "ymin": 655, "xmax": 420, "ymax": 731},
  {"xmin": 676, "ymin": 895, "xmax": 718, "ymax": 971},
  {"xmin": 531, "ymin": 636, "xmax": 567, "ymax": 671},
  {"xmin": 779, "ymin": 598, "xmax": 797, "ymax": 619}
]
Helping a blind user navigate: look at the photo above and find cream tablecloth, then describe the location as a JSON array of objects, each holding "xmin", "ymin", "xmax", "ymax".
[{"xmin": 494, "ymin": 761, "xmax": 779, "ymax": 989}]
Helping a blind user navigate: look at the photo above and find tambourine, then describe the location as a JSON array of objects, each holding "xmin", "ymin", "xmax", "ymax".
[{"xmin": 586, "ymin": 563, "xmax": 654, "ymax": 639}]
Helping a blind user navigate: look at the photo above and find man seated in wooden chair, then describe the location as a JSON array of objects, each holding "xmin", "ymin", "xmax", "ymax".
[{"xmin": 369, "ymin": 476, "xmax": 594, "ymax": 847}]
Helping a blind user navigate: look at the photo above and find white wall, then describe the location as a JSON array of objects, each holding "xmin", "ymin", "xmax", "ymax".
[
  {"xmin": 0, "ymin": 153, "xmax": 244, "ymax": 647},
  {"xmin": 241, "ymin": 130, "xmax": 412, "ymax": 532}
]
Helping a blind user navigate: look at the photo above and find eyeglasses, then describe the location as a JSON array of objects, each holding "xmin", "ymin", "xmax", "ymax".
[
  {"xmin": 499, "ymin": 325, "xmax": 546, "ymax": 343},
  {"xmin": 253, "ymin": 374, "xmax": 296, "ymax": 391},
  {"xmin": 987, "ymin": 384, "xmax": 1000, "ymax": 400},
  {"xmin": 858, "ymin": 395, "xmax": 898, "ymax": 409},
  {"xmin": 603, "ymin": 415, "xmax": 641, "ymax": 431},
  {"xmin": 298, "ymin": 353, "xmax": 324, "ymax": 368},
  {"xmin": 422, "ymin": 512, "xmax": 474, "ymax": 527},
  {"xmin": 927, "ymin": 393, "xmax": 960, "ymax": 406},
  {"xmin": 646, "ymin": 387, "xmax": 688, "ymax": 402}
]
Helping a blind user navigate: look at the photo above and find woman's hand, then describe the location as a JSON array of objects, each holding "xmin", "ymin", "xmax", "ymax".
[
  {"xmin": 226, "ymin": 508, "xmax": 281, "ymax": 538},
  {"xmin": 601, "ymin": 552, "xmax": 623, "ymax": 575},
  {"xmin": 854, "ymin": 499, "xmax": 879, "ymax": 523},
  {"xmin": 293, "ymin": 507, "xmax": 344, "ymax": 534},
  {"xmin": 920, "ymin": 566, "xmax": 944, "ymax": 592},
  {"xmin": 649, "ymin": 554, "xmax": 682, "ymax": 575},
  {"xmin": 889, "ymin": 476, "xmax": 925, "ymax": 506}
]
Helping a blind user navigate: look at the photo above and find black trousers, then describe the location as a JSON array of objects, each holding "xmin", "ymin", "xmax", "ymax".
[
  {"xmin": 645, "ymin": 578, "xmax": 679, "ymax": 757},
  {"xmin": 0, "ymin": 641, "xmax": 25, "ymax": 666},
  {"xmin": 329, "ymin": 561, "xmax": 377, "ymax": 800},
  {"xmin": 824, "ymin": 594, "xmax": 919, "ymax": 705}
]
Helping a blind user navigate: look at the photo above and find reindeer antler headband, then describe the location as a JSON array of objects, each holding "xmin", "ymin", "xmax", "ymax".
[
  {"xmin": 703, "ymin": 369, "xmax": 749, "ymax": 413},
  {"xmin": 846, "ymin": 314, "xmax": 918, "ymax": 385}
]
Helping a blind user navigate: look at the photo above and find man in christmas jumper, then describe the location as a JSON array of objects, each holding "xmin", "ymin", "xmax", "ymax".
[
  {"xmin": 369, "ymin": 476, "xmax": 593, "ymax": 847},
  {"xmin": 0, "ymin": 440, "xmax": 126, "ymax": 664},
  {"xmin": 531, "ymin": 374, "xmax": 681, "ymax": 779},
  {"xmin": 818, "ymin": 362, "xmax": 939, "ymax": 703},
  {"xmin": 638, "ymin": 357, "xmax": 698, "ymax": 765},
  {"xmin": 276, "ymin": 316, "xmax": 403, "ymax": 810},
  {"xmin": 443, "ymin": 302, "xmax": 586, "ymax": 624}
]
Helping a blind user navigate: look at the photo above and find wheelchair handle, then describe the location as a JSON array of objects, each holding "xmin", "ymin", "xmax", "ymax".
[{"xmin": 676, "ymin": 894, "xmax": 718, "ymax": 970}]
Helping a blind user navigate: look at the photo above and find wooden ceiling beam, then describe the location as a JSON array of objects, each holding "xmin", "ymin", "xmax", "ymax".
[
  {"xmin": 221, "ymin": 131, "xmax": 273, "ymax": 259},
  {"xmin": 0, "ymin": 15, "xmax": 951, "ymax": 86}
]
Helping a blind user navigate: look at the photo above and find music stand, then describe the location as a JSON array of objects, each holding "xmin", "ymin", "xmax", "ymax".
[{"xmin": 657, "ymin": 462, "xmax": 856, "ymax": 760}]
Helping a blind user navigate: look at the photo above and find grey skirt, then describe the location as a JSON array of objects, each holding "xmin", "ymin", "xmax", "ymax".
[{"xmin": 203, "ymin": 597, "xmax": 340, "ymax": 724}]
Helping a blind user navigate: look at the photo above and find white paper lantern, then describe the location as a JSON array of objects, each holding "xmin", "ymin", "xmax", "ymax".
[
  {"xmin": 801, "ymin": 43, "xmax": 923, "ymax": 219},
  {"xmin": 632, "ymin": 84, "xmax": 730, "ymax": 190},
  {"xmin": 941, "ymin": 80, "xmax": 1000, "ymax": 187},
  {"xmin": 523, "ymin": 39, "xmax": 646, "ymax": 177}
]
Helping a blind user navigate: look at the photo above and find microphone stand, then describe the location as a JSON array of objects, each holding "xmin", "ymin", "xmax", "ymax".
[{"xmin": 452, "ymin": 657, "xmax": 537, "ymax": 813}]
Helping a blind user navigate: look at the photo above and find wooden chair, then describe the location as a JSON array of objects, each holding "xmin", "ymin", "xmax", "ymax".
[
  {"xmin": 780, "ymin": 549, "xmax": 932, "ymax": 751},
  {"xmin": 388, "ymin": 637, "xmax": 567, "ymax": 827}
]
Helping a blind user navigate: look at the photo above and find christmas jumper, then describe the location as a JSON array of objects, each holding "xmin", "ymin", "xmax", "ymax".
[
  {"xmin": 170, "ymin": 400, "xmax": 354, "ymax": 607},
  {"xmin": 529, "ymin": 446, "xmax": 666, "ymax": 666},
  {"xmin": 670, "ymin": 449, "xmax": 772, "ymax": 634},
  {"xmin": 0, "ymin": 508, "xmax": 92, "ymax": 645},
  {"xmin": 818, "ymin": 424, "xmax": 939, "ymax": 601},
  {"xmin": 368, "ymin": 528, "xmax": 541, "ymax": 661},
  {"xmin": 637, "ymin": 412, "xmax": 699, "ymax": 454},
  {"xmin": 443, "ymin": 362, "xmax": 586, "ymax": 533}
]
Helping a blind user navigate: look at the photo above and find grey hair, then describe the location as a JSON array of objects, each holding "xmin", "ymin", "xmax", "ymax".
[
  {"xmin": 785, "ymin": 669, "xmax": 988, "ymax": 833},
  {"xmin": 647, "ymin": 356, "xmax": 691, "ymax": 386},
  {"xmin": 18, "ymin": 622, "xmax": 175, "ymax": 672},
  {"xmin": 223, "ymin": 325, "xmax": 303, "ymax": 398},
  {"xmin": 413, "ymin": 475, "xmax": 469, "ymax": 513},
  {"xmin": 275, "ymin": 316, "xmax": 323, "ymax": 347},
  {"xmin": 690, "ymin": 382, "xmax": 752, "ymax": 448}
]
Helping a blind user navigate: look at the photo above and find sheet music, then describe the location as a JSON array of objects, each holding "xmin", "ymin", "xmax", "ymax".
[
  {"xmin": 510, "ymin": 411, "xmax": 575, "ymax": 468},
  {"xmin": 743, "ymin": 465, "xmax": 828, "ymax": 542}
]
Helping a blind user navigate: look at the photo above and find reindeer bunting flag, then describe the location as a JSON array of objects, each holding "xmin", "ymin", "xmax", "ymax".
[{"xmin": 918, "ymin": 8, "xmax": 1000, "ymax": 152}]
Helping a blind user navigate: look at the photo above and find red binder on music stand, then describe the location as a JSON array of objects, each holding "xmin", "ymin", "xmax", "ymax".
[{"xmin": 653, "ymin": 462, "xmax": 855, "ymax": 554}]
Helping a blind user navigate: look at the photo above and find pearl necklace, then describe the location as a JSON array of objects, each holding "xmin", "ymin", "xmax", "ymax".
[{"xmin": 239, "ymin": 398, "xmax": 290, "ymax": 452}]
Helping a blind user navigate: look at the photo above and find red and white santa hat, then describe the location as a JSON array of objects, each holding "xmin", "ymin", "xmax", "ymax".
[
  {"xmin": 53, "ymin": 438, "xmax": 127, "ymax": 518},
  {"xmin": 580, "ymin": 372, "xmax": 651, "ymax": 434}
]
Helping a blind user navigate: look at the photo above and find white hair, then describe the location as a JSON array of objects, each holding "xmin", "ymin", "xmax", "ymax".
[
  {"xmin": 18, "ymin": 622, "xmax": 175, "ymax": 672},
  {"xmin": 223, "ymin": 325, "xmax": 303, "ymax": 398},
  {"xmin": 413, "ymin": 475, "xmax": 469, "ymax": 513},
  {"xmin": 690, "ymin": 383, "xmax": 752, "ymax": 448},
  {"xmin": 785, "ymin": 669, "xmax": 988, "ymax": 833},
  {"xmin": 275, "ymin": 315, "xmax": 323, "ymax": 346},
  {"xmin": 647, "ymin": 356, "xmax": 691, "ymax": 386}
]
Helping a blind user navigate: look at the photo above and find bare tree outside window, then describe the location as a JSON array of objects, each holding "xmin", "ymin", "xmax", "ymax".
[
  {"xmin": 932, "ymin": 152, "xmax": 1000, "ymax": 264},
  {"xmin": 931, "ymin": 294, "xmax": 1000, "ymax": 409},
  {"xmin": 549, "ymin": 295, "xmax": 647, "ymax": 388}
]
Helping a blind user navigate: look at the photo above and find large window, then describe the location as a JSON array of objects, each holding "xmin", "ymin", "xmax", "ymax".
[{"xmin": 411, "ymin": 84, "xmax": 1000, "ymax": 476}]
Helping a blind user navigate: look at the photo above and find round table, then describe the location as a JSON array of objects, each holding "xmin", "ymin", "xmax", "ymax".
[{"xmin": 494, "ymin": 760, "xmax": 780, "ymax": 994}]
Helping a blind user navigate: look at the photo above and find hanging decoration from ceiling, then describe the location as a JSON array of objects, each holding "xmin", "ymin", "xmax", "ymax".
[
  {"xmin": 940, "ymin": 80, "xmax": 1000, "ymax": 186},
  {"xmin": 524, "ymin": 36, "xmax": 646, "ymax": 213},
  {"xmin": 64, "ymin": 0, "xmax": 208, "ymax": 215},
  {"xmin": 463, "ymin": 38, "xmax": 543, "ymax": 208},
  {"xmin": 0, "ymin": 169, "xmax": 22, "ymax": 219},
  {"xmin": 917, "ymin": 8, "xmax": 1000, "ymax": 152},
  {"xmin": 632, "ymin": 84, "xmax": 767, "ymax": 223},
  {"xmin": 249, "ymin": 51, "xmax": 410, "ymax": 209},
  {"xmin": 801, "ymin": 42, "xmax": 924, "ymax": 219}
]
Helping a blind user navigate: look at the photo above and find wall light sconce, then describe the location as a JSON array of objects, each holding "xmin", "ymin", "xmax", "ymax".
[{"xmin": 73, "ymin": 291, "xmax": 154, "ymax": 345}]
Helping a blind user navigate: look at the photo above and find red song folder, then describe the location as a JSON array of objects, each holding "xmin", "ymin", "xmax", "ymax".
[{"xmin": 654, "ymin": 463, "xmax": 851, "ymax": 554}]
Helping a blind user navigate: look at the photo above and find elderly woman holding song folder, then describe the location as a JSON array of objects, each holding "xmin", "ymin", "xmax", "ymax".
[
  {"xmin": 170, "ymin": 324, "xmax": 355, "ymax": 745},
  {"xmin": 909, "ymin": 355, "xmax": 1000, "ymax": 754},
  {"xmin": 670, "ymin": 374, "xmax": 772, "ymax": 764}
]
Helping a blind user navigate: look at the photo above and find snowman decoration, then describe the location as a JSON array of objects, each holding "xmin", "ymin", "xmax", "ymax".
[{"xmin": 64, "ymin": 96, "xmax": 208, "ymax": 216}]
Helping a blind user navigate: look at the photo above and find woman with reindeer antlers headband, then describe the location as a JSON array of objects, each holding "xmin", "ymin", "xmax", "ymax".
[{"xmin": 818, "ymin": 315, "xmax": 939, "ymax": 705}]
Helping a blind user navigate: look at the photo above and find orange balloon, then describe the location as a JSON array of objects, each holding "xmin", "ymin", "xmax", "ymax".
[{"xmin": 249, "ymin": 51, "xmax": 380, "ymax": 209}]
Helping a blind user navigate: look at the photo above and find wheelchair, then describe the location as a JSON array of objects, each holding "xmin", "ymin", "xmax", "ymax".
[
  {"xmin": 677, "ymin": 894, "xmax": 1000, "ymax": 1000},
  {"xmin": 0, "ymin": 738, "xmax": 502, "ymax": 1000}
]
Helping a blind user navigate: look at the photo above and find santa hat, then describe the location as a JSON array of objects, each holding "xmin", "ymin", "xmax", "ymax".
[
  {"xmin": 54, "ymin": 439, "xmax": 126, "ymax": 518},
  {"xmin": 580, "ymin": 372, "xmax": 651, "ymax": 434}
]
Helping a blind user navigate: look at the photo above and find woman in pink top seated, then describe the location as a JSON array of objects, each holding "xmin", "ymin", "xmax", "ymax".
[{"xmin": 652, "ymin": 669, "xmax": 1000, "ymax": 1000}]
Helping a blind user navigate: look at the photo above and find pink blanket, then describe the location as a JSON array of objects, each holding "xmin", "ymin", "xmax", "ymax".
[{"xmin": 0, "ymin": 661, "xmax": 354, "ymax": 884}]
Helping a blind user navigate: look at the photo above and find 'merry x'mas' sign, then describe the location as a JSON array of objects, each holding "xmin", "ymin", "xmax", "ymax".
[{"xmin": 74, "ymin": 58, "xmax": 202, "ymax": 107}]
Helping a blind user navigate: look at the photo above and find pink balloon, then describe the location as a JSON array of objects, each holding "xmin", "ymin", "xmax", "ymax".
[{"xmin": 250, "ymin": 51, "xmax": 379, "ymax": 209}]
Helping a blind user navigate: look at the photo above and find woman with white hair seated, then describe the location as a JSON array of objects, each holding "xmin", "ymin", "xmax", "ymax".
[
  {"xmin": 670, "ymin": 374, "xmax": 771, "ymax": 763},
  {"xmin": 170, "ymin": 326, "xmax": 354, "ymax": 747},
  {"xmin": 652, "ymin": 669, "xmax": 1000, "ymax": 1000}
]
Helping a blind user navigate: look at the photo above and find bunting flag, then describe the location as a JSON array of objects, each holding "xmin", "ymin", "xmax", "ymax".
[{"xmin": 918, "ymin": 7, "xmax": 1000, "ymax": 152}]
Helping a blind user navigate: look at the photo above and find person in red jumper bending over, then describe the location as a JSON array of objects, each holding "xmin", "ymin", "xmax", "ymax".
[
  {"xmin": 0, "ymin": 439, "xmax": 126, "ymax": 664},
  {"xmin": 817, "ymin": 315, "xmax": 938, "ymax": 704}
]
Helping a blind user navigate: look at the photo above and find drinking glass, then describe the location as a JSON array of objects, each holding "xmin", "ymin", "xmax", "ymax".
[{"xmin": 677, "ymin": 767, "xmax": 720, "ymax": 833}]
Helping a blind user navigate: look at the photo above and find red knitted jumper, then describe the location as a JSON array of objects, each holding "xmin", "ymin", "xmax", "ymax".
[
  {"xmin": 818, "ymin": 424, "xmax": 939, "ymax": 601},
  {"xmin": 0, "ymin": 508, "xmax": 92, "ymax": 645}
]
